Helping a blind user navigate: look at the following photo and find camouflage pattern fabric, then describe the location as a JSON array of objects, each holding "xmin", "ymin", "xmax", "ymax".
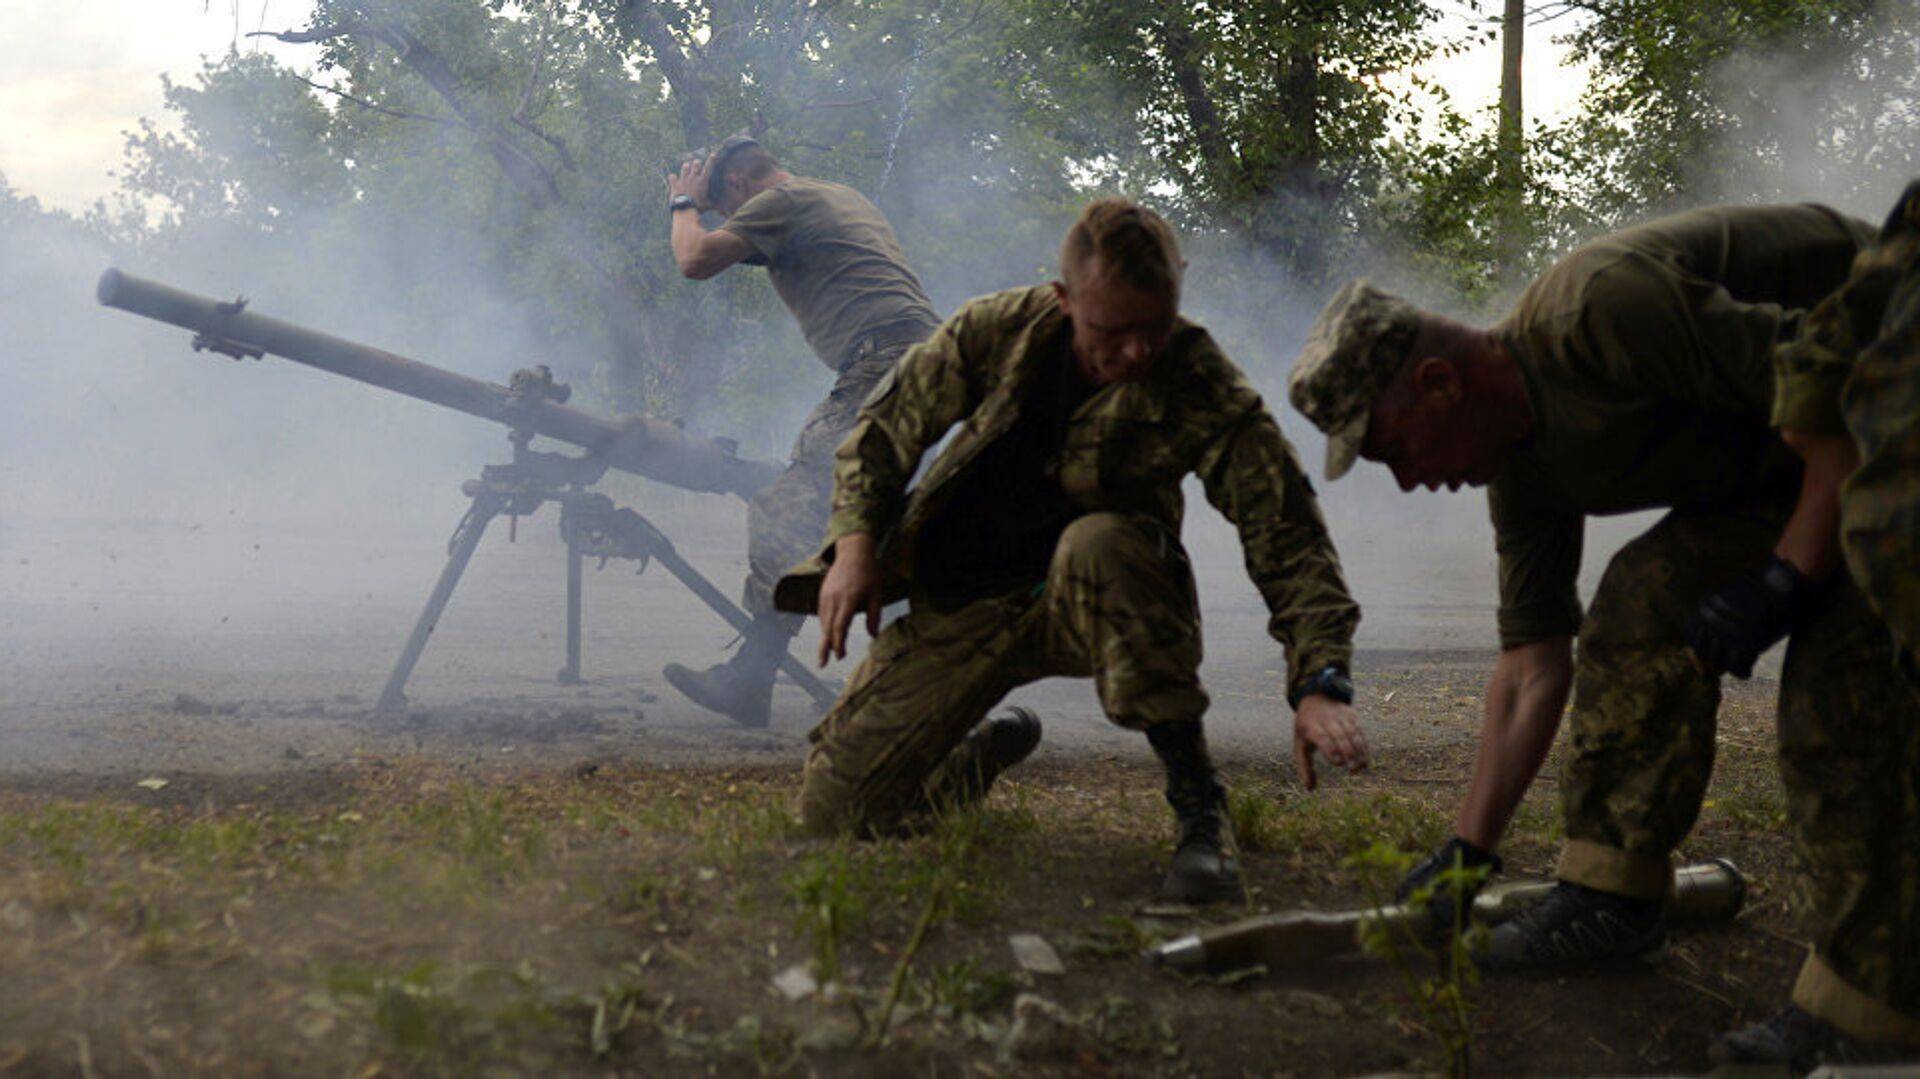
[
  {"xmin": 1285, "ymin": 280, "xmax": 1424, "ymax": 479},
  {"xmin": 741, "ymin": 339, "xmax": 919, "ymax": 627},
  {"xmin": 774, "ymin": 285, "xmax": 1358, "ymax": 702},
  {"xmin": 1767, "ymin": 180, "xmax": 1920, "ymax": 1042},
  {"xmin": 1555, "ymin": 499, "xmax": 1789, "ymax": 899},
  {"xmin": 797, "ymin": 513, "xmax": 1205, "ymax": 836},
  {"xmin": 1772, "ymin": 180, "xmax": 1920, "ymax": 664},
  {"xmin": 1776, "ymin": 578, "xmax": 1920, "ymax": 1041}
]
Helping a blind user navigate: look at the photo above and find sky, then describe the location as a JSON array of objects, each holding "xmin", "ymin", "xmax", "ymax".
[{"xmin": 0, "ymin": 1, "xmax": 1594, "ymax": 213}]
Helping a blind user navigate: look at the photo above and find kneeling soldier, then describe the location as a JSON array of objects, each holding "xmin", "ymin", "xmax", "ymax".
[{"xmin": 772, "ymin": 199, "xmax": 1369, "ymax": 901}]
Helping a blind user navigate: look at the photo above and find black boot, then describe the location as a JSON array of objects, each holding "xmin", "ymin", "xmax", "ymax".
[
  {"xmin": 1146, "ymin": 721, "xmax": 1243, "ymax": 905},
  {"xmin": 925, "ymin": 708, "xmax": 1044, "ymax": 814},
  {"xmin": 662, "ymin": 617, "xmax": 792, "ymax": 728},
  {"xmin": 1476, "ymin": 881, "xmax": 1662, "ymax": 970},
  {"xmin": 1710, "ymin": 1004, "xmax": 1919, "ymax": 1071}
]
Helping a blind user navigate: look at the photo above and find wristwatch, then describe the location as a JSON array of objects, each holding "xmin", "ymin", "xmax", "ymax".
[
  {"xmin": 669, "ymin": 194, "xmax": 698, "ymax": 214},
  {"xmin": 1289, "ymin": 664, "xmax": 1354, "ymax": 708}
]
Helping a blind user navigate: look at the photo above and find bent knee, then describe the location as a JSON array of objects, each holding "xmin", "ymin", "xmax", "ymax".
[{"xmin": 1053, "ymin": 513, "xmax": 1157, "ymax": 570}]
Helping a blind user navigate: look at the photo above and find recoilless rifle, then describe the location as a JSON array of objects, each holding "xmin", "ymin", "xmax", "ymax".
[{"xmin": 97, "ymin": 268, "xmax": 836, "ymax": 714}]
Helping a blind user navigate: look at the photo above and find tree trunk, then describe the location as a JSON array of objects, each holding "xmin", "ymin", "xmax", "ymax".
[
  {"xmin": 1277, "ymin": 43, "xmax": 1323, "ymax": 279},
  {"xmin": 1496, "ymin": 0, "xmax": 1526, "ymax": 275}
]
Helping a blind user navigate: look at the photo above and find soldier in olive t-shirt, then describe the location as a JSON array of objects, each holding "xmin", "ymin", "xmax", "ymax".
[
  {"xmin": 1288, "ymin": 202, "xmax": 1873, "ymax": 971},
  {"xmin": 663, "ymin": 138, "xmax": 940, "ymax": 727}
]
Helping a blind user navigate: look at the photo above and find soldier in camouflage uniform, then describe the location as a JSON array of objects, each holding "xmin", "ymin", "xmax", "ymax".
[
  {"xmin": 663, "ymin": 138, "xmax": 941, "ymax": 727},
  {"xmin": 1706, "ymin": 181, "xmax": 1920, "ymax": 1070},
  {"xmin": 1285, "ymin": 204, "xmax": 1876, "ymax": 964},
  {"xmin": 773, "ymin": 199, "xmax": 1368, "ymax": 902}
]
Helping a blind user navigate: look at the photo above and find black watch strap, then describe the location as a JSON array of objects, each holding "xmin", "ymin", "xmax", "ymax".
[
  {"xmin": 669, "ymin": 194, "xmax": 698, "ymax": 213},
  {"xmin": 1289, "ymin": 664, "xmax": 1354, "ymax": 708}
]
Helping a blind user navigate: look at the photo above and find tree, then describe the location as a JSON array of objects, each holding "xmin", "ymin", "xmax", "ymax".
[{"xmin": 1549, "ymin": 0, "xmax": 1920, "ymax": 219}]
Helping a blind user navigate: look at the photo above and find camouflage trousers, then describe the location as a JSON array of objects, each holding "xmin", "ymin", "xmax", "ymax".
[
  {"xmin": 797, "ymin": 513, "xmax": 1206, "ymax": 836},
  {"xmin": 1554, "ymin": 501, "xmax": 1920, "ymax": 1040},
  {"xmin": 1557, "ymin": 499, "xmax": 1791, "ymax": 898},
  {"xmin": 1840, "ymin": 258, "xmax": 1920, "ymax": 670},
  {"xmin": 1776, "ymin": 582, "xmax": 1920, "ymax": 1042},
  {"xmin": 741, "ymin": 339, "xmax": 920, "ymax": 630}
]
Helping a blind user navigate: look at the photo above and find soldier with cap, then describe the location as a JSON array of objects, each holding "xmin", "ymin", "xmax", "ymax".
[
  {"xmin": 662, "ymin": 138, "xmax": 942, "ymax": 727},
  {"xmin": 1700, "ymin": 182, "xmax": 1920, "ymax": 1070},
  {"xmin": 771, "ymin": 198, "xmax": 1368, "ymax": 902},
  {"xmin": 1284, "ymin": 203, "xmax": 1876, "ymax": 969}
]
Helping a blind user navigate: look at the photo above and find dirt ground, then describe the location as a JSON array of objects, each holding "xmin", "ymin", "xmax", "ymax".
[{"xmin": 0, "ymin": 508, "xmax": 1814, "ymax": 1076}]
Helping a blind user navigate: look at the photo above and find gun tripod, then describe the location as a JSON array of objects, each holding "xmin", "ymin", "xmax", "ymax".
[{"xmin": 374, "ymin": 425, "xmax": 835, "ymax": 714}]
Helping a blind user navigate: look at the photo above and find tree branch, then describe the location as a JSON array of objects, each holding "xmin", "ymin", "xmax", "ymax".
[
  {"xmin": 511, "ymin": 48, "xmax": 575, "ymax": 171},
  {"xmin": 613, "ymin": 0, "xmax": 712, "ymax": 146},
  {"xmin": 290, "ymin": 73, "xmax": 465, "ymax": 128}
]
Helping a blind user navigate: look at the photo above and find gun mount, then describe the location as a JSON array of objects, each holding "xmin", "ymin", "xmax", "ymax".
[{"xmin": 98, "ymin": 268, "xmax": 836, "ymax": 714}]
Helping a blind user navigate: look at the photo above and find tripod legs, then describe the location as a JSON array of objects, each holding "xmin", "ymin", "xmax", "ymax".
[
  {"xmin": 559, "ymin": 533, "xmax": 584, "ymax": 685},
  {"xmin": 375, "ymin": 494, "xmax": 503, "ymax": 713}
]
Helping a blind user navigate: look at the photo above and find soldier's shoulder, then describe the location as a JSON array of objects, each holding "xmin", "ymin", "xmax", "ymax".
[
  {"xmin": 1880, "ymin": 180, "xmax": 1920, "ymax": 238},
  {"xmin": 951, "ymin": 285, "xmax": 1059, "ymax": 330},
  {"xmin": 1164, "ymin": 318, "xmax": 1263, "ymax": 412}
]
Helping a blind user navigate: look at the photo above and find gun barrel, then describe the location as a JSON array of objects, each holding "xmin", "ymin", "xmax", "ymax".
[{"xmin": 96, "ymin": 268, "xmax": 780, "ymax": 500}]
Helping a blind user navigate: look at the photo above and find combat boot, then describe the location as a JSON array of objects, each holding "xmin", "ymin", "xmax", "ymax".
[
  {"xmin": 1710, "ymin": 1005, "xmax": 1920, "ymax": 1072},
  {"xmin": 1476, "ymin": 880, "xmax": 1662, "ymax": 970},
  {"xmin": 662, "ymin": 617, "xmax": 791, "ymax": 728},
  {"xmin": 927, "ymin": 707, "xmax": 1044, "ymax": 812},
  {"xmin": 1146, "ymin": 720, "xmax": 1243, "ymax": 906}
]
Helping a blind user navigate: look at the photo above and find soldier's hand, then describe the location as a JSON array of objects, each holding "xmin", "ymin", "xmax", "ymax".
[
  {"xmin": 1396, "ymin": 837, "xmax": 1501, "ymax": 937},
  {"xmin": 667, "ymin": 158, "xmax": 711, "ymax": 210},
  {"xmin": 1684, "ymin": 556, "xmax": 1818, "ymax": 679},
  {"xmin": 817, "ymin": 533, "xmax": 882, "ymax": 666},
  {"xmin": 1292, "ymin": 696, "xmax": 1368, "ymax": 791}
]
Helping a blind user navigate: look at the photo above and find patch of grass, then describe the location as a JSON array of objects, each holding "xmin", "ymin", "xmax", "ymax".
[
  {"xmin": 402, "ymin": 785, "xmax": 547, "ymax": 876},
  {"xmin": 1062, "ymin": 914, "xmax": 1160, "ymax": 959},
  {"xmin": 1266, "ymin": 790, "xmax": 1450, "ymax": 864},
  {"xmin": 916, "ymin": 956, "xmax": 1017, "ymax": 1018},
  {"xmin": 1347, "ymin": 841, "xmax": 1487, "ymax": 1078},
  {"xmin": 785, "ymin": 846, "xmax": 870, "ymax": 984},
  {"xmin": 1228, "ymin": 784, "xmax": 1287, "ymax": 852}
]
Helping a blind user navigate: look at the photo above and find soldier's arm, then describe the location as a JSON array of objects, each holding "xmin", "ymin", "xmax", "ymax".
[
  {"xmin": 1681, "ymin": 197, "xmax": 1918, "ymax": 676},
  {"xmin": 1196, "ymin": 405, "xmax": 1359, "ymax": 701},
  {"xmin": 1449, "ymin": 483, "xmax": 1583, "ymax": 851},
  {"xmin": 672, "ymin": 215, "xmax": 756, "ymax": 280},
  {"xmin": 823, "ymin": 300, "xmax": 992, "ymax": 548},
  {"xmin": 666, "ymin": 160, "xmax": 759, "ymax": 279}
]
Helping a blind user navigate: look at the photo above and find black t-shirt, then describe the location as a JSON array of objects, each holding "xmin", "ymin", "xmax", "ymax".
[{"xmin": 914, "ymin": 347, "xmax": 1098, "ymax": 607}]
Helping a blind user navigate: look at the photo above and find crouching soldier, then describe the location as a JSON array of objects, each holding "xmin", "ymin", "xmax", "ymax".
[
  {"xmin": 771, "ymin": 198, "xmax": 1369, "ymax": 902},
  {"xmin": 1285, "ymin": 201, "xmax": 1874, "ymax": 960},
  {"xmin": 1708, "ymin": 181, "xmax": 1920, "ymax": 1070}
]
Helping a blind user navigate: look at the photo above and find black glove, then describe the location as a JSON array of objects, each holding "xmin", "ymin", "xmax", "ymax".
[
  {"xmin": 1396, "ymin": 836, "xmax": 1501, "ymax": 936},
  {"xmin": 1684, "ymin": 556, "xmax": 1820, "ymax": 679}
]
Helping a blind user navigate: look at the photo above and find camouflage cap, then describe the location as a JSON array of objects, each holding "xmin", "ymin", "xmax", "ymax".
[{"xmin": 1287, "ymin": 280, "xmax": 1423, "ymax": 480}]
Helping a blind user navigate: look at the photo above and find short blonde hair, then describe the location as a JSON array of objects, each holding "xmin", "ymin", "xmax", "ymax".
[{"xmin": 1060, "ymin": 198, "xmax": 1183, "ymax": 296}]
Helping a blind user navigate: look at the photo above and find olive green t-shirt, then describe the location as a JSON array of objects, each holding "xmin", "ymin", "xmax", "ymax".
[
  {"xmin": 1489, "ymin": 202, "xmax": 1874, "ymax": 646},
  {"xmin": 719, "ymin": 177, "xmax": 940, "ymax": 371}
]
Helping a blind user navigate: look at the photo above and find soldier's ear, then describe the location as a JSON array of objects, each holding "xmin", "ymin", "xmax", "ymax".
[
  {"xmin": 1051, "ymin": 279, "xmax": 1072, "ymax": 316},
  {"xmin": 1409, "ymin": 356, "xmax": 1463, "ymax": 404}
]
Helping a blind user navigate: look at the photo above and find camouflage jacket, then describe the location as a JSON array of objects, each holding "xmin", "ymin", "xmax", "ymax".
[
  {"xmin": 772, "ymin": 285, "xmax": 1360, "ymax": 697},
  {"xmin": 1773, "ymin": 179, "xmax": 1920, "ymax": 662}
]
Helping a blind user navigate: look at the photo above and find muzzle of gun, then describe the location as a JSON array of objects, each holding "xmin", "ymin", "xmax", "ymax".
[{"xmin": 1146, "ymin": 858, "xmax": 1746, "ymax": 973}]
